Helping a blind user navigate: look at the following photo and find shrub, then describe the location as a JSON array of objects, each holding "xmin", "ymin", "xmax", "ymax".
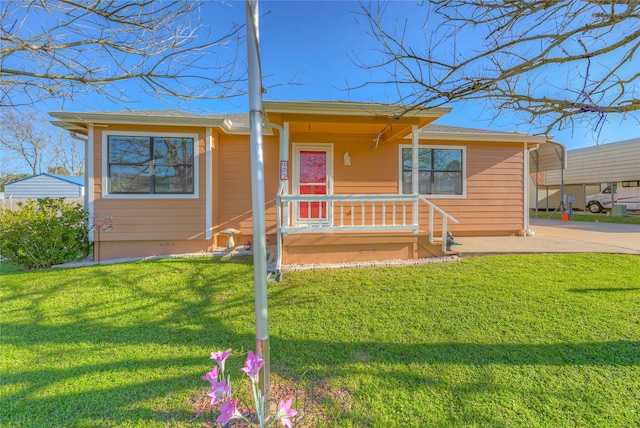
[{"xmin": 0, "ymin": 198, "xmax": 90, "ymax": 268}]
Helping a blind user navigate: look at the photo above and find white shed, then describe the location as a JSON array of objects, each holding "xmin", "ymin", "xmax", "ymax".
[{"xmin": 4, "ymin": 174, "xmax": 85, "ymax": 199}]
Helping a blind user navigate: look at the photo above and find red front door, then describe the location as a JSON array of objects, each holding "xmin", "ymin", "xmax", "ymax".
[{"xmin": 298, "ymin": 150, "xmax": 328, "ymax": 221}]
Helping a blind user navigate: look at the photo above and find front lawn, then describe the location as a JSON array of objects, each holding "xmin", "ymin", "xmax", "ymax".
[{"xmin": 2, "ymin": 254, "xmax": 639, "ymax": 427}]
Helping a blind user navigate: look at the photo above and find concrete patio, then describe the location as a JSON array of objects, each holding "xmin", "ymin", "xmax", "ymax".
[{"xmin": 456, "ymin": 218, "xmax": 640, "ymax": 256}]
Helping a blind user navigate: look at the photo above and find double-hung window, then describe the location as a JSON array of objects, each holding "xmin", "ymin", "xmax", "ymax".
[
  {"xmin": 107, "ymin": 134, "xmax": 195, "ymax": 195},
  {"xmin": 401, "ymin": 146, "xmax": 464, "ymax": 196}
]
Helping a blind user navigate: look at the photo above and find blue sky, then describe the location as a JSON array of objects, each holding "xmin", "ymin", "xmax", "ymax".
[{"xmin": 37, "ymin": 1, "xmax": 640, "ymax": 150}]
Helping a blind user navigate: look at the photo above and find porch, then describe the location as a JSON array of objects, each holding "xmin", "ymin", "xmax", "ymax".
[
  {"xmin": 275, "ymin": 192, "xmax": 459, "ymax": 270},
  {"xmin": 262, "ymin": 100, "xmax": 461, "ymax": 272}
]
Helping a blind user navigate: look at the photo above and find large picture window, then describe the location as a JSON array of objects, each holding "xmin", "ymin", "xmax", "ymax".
[
  {"xmin": 401, "ymin": 146, "xmax": 464, "ymax": 196},
  {"xmin": 107, "ymin": 135, "xmax": 195, "ymax": 194}
]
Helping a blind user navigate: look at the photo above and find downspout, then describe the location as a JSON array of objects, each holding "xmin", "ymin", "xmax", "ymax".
[
  {"xmin": 524, "ymin": 143, "xmax": 539, "ymax": 234},
  {"xmin": 70, "ymin": 132, "xmax": 89, "ymax": 207},
  {"xmin": 86, "ymin": 126, "xmax": 95, "ymax": 242}
]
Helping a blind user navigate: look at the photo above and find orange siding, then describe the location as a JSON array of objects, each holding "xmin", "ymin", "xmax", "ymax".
[
  {"xmin": 284, "ymin": 135, "xmax": 524, "ymax": 235},
  {"xmin": 92, "ymin": 125, "xmax": 209, "ymax": 245},
  {"xmin": 417, "ymin": 142, "xmax": 524, "ymax": 234},
  {"xmin": 215, "ymin": 134, "xmax": 280, "ymax": 237},
  {"xmin": 87, "ymin": 116, "xmax": 528, "ymax": 262}
]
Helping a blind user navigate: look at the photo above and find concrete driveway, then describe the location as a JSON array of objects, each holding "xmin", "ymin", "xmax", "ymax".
[{"xmin": 456, "ymin": 218, "xmax": 640, "ymax": 256}]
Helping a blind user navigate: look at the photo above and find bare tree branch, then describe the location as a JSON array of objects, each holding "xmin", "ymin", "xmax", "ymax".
[
  {"xmin": 0, "ymin": 0, "xmax": 246, "ymax": 108},
  {"xmin": 354, "ymin": 0, "xmax": 640, "ymax": 135},
  {"xmin": 0, "ymin": 110, "xmax": 49, "ymax": 175},
  {"xmin": 0, "ymin": 110, "xmax": 84, "ymax": 176}
]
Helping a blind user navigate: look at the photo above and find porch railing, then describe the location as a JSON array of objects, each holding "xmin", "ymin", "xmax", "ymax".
[
  {"xmin": 275, "ymin": 186, "xmax": 460, "ymax": 271},
  {"xmin": 419, "ymin": 196, "xmax": 460, "ymax": 249},
  {"xmin": 279, "ymin": 193, "xmax": 420, "ymax": 233}
]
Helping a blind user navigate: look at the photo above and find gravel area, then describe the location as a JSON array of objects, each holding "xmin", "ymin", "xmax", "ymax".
[
  {"xmin": 52, "ymin": 249, "xmax": 460, "ymax": 273},
  {"xmin": 280, "ymin": 255, "xmax": 460, "ymax": 272}
]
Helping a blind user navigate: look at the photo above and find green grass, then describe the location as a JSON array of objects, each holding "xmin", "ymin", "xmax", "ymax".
[
  {"xmin": 0, "ymin": 260, "xmax": 23, "ymax": 274},
  {"xmin": 2, "ymin": 255, "xmax": 639, "ymax": 427},
  {"xmin": 531, "ymin": 210, "xmax": 640, "ymax": 225}
]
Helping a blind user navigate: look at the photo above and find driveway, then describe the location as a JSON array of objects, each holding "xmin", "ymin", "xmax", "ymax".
[{"xmin": 456, "ymin": 218, "xmax": 640, "ymax": 255}]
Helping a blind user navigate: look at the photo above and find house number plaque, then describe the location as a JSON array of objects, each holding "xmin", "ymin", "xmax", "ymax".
[{"xmin": 280, "ymin": 160, "xmax": 288, "ymax": 180}]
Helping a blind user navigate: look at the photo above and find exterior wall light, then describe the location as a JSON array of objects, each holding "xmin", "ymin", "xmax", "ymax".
[{"xmin": 344, "ymin": 151, "xmax": 351, "ymax": 166}]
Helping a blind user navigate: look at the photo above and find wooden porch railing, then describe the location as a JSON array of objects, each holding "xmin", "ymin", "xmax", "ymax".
[{"xmin": 275, "ymin": 187, "xmax": 460, "ymax": 271}]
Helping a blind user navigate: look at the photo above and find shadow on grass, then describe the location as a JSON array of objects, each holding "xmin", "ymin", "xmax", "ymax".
[
  {"xmin": 2, "ymin": 258, "xmax": 639, "ymax": 426},
  {"xmin": 3, "ymin": 327, "xmax": 639, "ymax": 425},
  {"xmin": 569, "ymin": 287, "xmax": 640, "ymax": 293}
]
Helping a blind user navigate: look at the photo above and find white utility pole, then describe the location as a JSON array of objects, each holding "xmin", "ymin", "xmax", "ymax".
[{"xmin": 245, "ymin": 0, "xmax": 270, "ymax": 414}]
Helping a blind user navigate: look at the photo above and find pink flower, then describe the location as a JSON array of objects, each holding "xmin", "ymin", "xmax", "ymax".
[
  {"xmin": 277, "ymin": 398, "xmax": 298, "ymax": 428},
  {"xmin": 210, "ymin": 348, "xmax": 232, "ymax": 372},
  {"xmin": 240, "ymin": 350, "xmax": 264, "ymax": 380},
  {"xmin": 206, "ymin": 378, "xmax": 230, "ymax": 405},
  {"xmin": 216, "ymin": 397, "xmax": 241, "ymax": 425},
  {"xmin": 201, "ymin": 366, "xmax": 219, "ymax": 383}
]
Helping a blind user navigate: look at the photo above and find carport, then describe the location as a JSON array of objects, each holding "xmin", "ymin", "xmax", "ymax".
[
  {"xmin": 530, "ymin": 140, "xmax": 567, "ymax": 217},
  {"xmin": 530, "ymin": 138, "xmax": 640, "ymax": 216}
]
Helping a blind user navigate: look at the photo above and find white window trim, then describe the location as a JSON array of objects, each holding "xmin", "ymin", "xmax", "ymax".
[
  {"xmin": 398, "ymin": 144, "xmax": 467, "ymax": 199},
  {"xmin": 292, "ymin": 143, "xmax": 334, "ymax": 225},
  {"xmin": 102, "ymin": 130, "xmax": 200, "ymax": 199}
]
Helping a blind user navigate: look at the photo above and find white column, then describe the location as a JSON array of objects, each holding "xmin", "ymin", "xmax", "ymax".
[
  {"xmin": 412, "ymin": 124, "xmax": 419, "ymax": 231},
  {"xmin": 283, "ymin": 121, "xmax": 290, "ymax": 225},
  {"xmin": 205, "ymin": 128, "xmax": 212, "ymax": 240},
  {"xmin": 523, "ymin": 143, "xmax": 530, "ymax": 232},
  {"xmin": 87, "ymin": 125, "xmax": 95, "ymax": 242}
]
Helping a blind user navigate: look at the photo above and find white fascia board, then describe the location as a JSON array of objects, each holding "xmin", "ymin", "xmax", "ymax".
[
  {"xmin": 263, "ymin": 100, "xmax": 452, "ymax": 118},
  {"xmin": 414, "ymin": 131, "xmax": 550, "ymax": 144},
  {"xmin": 49, "ymin": 120, "xmax": 88, "ymax": 132},
  {"xmin": 222, "ymin": 124, "xmax": 275, "ymax": 136},
  {"xmin": 49, "ymin": 112, "xmax": 232, "ymax": 132}
]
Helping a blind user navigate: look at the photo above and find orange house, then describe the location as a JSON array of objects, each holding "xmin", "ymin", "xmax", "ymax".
[{"xmin": 50, "ymin": 101, "xmax": 549, "ymax": 271}]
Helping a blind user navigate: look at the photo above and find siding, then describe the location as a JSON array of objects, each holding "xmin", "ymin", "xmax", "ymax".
[
  {"xmin": 216, "ymin": 132, "xmax": 527, "ymax": 236},
  {"xmin": 215, "ymin": 134, "xmax": 280, "ymax": 236},
  {"xmin": 92, "ymin": 125, "xmax": 208, "ymax": 242},
  {"xmin": 4, "ymin": 175, "xmax": 84, "ymax": 198},
  {"xmin": 88, "ymin": 121, "xmax": 530, "ymax": 253},
  {"xmin": 418, "ymin": 142, "xmax": 524, "ymax": 234}
]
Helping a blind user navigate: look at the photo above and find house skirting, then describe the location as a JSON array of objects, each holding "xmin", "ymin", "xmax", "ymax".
[
  {"xmin": 281, "ymin": 232, "xmax": 446, "ymax": 265},
  {"xmin": 94, "ymin": 240, "xmax": 214, "ymax": 261}
]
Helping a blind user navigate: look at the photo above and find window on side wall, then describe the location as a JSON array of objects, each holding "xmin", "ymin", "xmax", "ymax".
[
  {"xmin": 400, "ymin": 146, "xmax": 464, "ymax": 196},
  {"xmin": 107, "ymin": 134, "xmax": 195, "ymax": 195}
]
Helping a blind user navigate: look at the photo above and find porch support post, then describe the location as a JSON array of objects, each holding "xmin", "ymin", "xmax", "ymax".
[
  {"xmin": 283, "ymin": 122, "xmax": 290, "ymax": 226},
  {"xmin": 411, "ymin": 124, "xmax": 419, "ymax": 233},
  {"xmin": 87, "ymin": 124, "xmax": 95, "ymax": 243},
  {"xmin": 205, "ymin": 127, "xmax": 213, "ymax": 240},
  {"xmin": 524, "ymin": 142, "xmax": 530, "ymax": 232},
  {"xmin": 246, "ymin": 0, "xmax": 270, "ymax": 415}
]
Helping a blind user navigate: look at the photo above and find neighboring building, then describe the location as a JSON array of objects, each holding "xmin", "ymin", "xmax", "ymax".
[
  {"xmin": 4, "ymin": 173, "xmax": 85, "ymax": 199},
  {"xmin": 50, "ymin": 101, "xmax": 551, "ymax": 270}
]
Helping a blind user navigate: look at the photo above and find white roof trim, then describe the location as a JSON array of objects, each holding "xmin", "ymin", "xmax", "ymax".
[
  {"xmin": 263, "ymin": 100, "xmax": 452, "ymax": 118},
  {"xmin": 49, "ymin": 112, "xmax": 233, "ymax": 132},
  {"xmin": 50, "ymin": 120, "xmax": 88, "ymax": 132},
  {"xmin": 413, "ymin": 131, "xmax": 550, "ymax": 143}
]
